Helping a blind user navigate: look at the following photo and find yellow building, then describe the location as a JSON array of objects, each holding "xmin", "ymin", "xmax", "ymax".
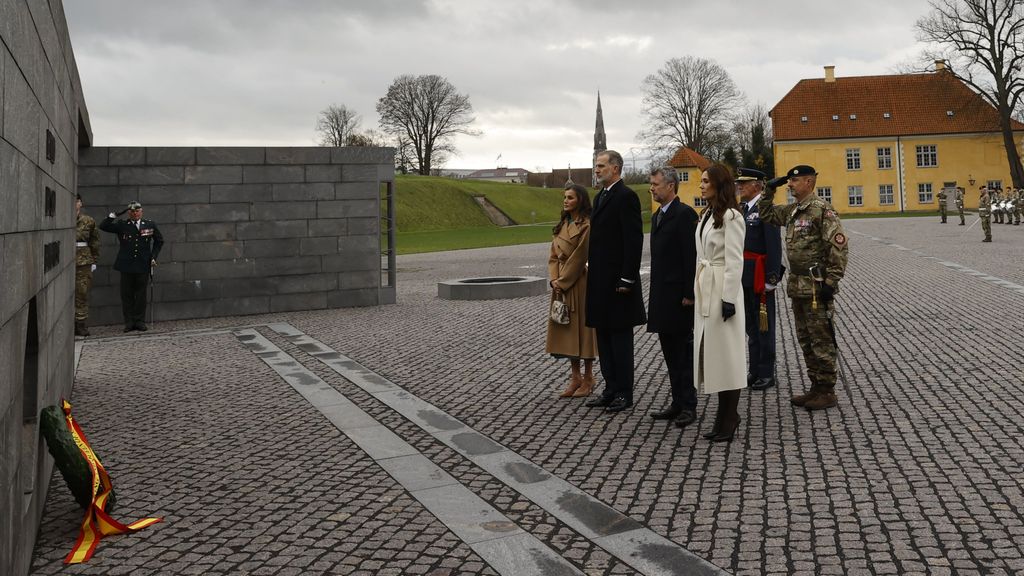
[
  {"xmin": 770, "ymin": 64, "xmax": 1024, "ymax": 212},
  {"xmin": 666, "ymin": 146, "xmax": 712, "ymax": 212}
]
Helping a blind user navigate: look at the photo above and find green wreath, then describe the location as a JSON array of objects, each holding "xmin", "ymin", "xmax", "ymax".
[{"xmin": 39, "ymin": 405, "xmax": 116, "ymax": 513}]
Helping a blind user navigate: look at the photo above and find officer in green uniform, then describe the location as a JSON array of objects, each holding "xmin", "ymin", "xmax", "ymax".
[
  {"xmin": 992, "ymin": 187, "xmax": 1004, "ymax": 224},
  {"xmin": 978, "ymin": 186, "xmax": 992, "ymax": 242},
  {"xmin": 74, "ymin": 194, "xmax": 101, "ymax": 337},
  {"xmin": 99, "ymin": 201, "xmax": 164, "ymax": 332},
  {"xmin": 955, "ymin": 187, "xmax": 965, "ymax": 225},
  {"xmin": 759, "ymin": 165, "xmax": 849, "ymax": 411},
  {"xmin": 937, "ymin": 187, "xmax": 948, "ymax": 223}
]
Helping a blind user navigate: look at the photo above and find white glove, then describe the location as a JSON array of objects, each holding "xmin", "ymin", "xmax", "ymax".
[
  {"xmin": 90, "ymin": 264, "xmax": 96, "ymax": 272},
  {"xmin": 108, "ymin": 212, "xmax": 116, "ymax": 218},
  {"xmin": 766, "ymin": 283, "xmax": 776, "ymax": 292}
]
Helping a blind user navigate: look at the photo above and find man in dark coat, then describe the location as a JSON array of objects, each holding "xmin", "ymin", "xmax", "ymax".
[
  {"xmin": 645, "ymin": 166, "xmax": 699, "ymax": 426},
  {"xmin": 737, "ymin": 168, "xmax": 783, "ymax": 390},
  {"xmin": 585, "ymin": 150, "xmax": 646, "ymax": 413},
  {"xmin": 99, "ymin": 201, "xmax": 164, "ymax": 332}
]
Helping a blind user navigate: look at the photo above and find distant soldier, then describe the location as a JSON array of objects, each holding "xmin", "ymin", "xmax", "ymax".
[
  {"xmin": 954, "ymin": 187, "xmax": 965, "ymax": 225},
  {"xmin": 760, "ymin": 165, "xmax": 849, "ymax": 411},
  {"xmin": 1011, "ymin": 187, "xmax": 1021, "ymax": 225},
  {"xmin": 100, "ymin": 202, "xmax": 164, "ymax": 332},
  {"xmin": 978, "ymin": 186, "xmax": 992, "ymax": 242},
  {"xmin": 936, "ymin": 187, "xmax": 948, "ymax": 223},
  {"xmin": 74, "ymin": 194, "xmax": 101, "ymax": 337},
  {"xmin": 992, "ymin": 187, "xmax": 1004, "ymax": 223}
]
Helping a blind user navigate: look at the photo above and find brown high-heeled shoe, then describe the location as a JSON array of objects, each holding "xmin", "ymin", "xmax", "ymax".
[
  {"xmin": 571, "ymin": 374, "xmax": 595, "ymax": 397},
  {"xmin": 559, "ymin": 374, "xmax": 583, "ymax": 397}
]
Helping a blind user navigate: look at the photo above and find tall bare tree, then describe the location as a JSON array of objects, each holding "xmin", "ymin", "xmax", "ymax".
[
  {"xmin": 733, "ymin": 103, "xmax": 775, "ymax": 175},
  {"xmin": 638, "ymin": 56, "xmax": 743, "ymax": 159},
  {"xmin": 376, "ymin": 74, "xmax": 478, "ymax": 175},
  {"xmin": 917, "ymin": 0, "xmax": 1024, "ymax": 187},
  {"xmin": 316, "ymin": 104, "xmax": 361, "ymax": 147}
]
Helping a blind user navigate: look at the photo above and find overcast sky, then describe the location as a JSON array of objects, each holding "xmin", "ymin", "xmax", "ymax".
[{"xmin": 65, "ymin": 0, "xmax": 935, "ymax": 172}]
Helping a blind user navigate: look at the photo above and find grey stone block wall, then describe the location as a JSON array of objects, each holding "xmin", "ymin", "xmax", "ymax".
[
  {"xmin": 78, "ymin": 146, "xmax": 396, "ymax": 325},
  {"xmin": 0, "ymin": 1, "xmax": 88, "ymax": 574}
]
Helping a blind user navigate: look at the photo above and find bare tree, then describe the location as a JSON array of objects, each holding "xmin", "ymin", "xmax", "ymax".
[
  {"xmin": 376, "ymin": 74, "xmax": 478, "ymax": 176},
  {"xmin": 917, "ymin": 0, "xmax": 1024, "ymax": 187},
  {"xmin": 732, "ymin": 103, "xmax": 775, "ymax": 174},
  {"xmin": 638, "ymin": 56, "xmax": 744, "ymax": 159},
  {"xmin": 315, "ymin": 104, "xmax": 361, "ymax": 147}
]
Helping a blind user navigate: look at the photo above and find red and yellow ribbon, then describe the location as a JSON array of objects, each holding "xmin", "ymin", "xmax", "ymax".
[{"xmin": 62, "ymin": 399, "xmax": 162, "ymax": 564}]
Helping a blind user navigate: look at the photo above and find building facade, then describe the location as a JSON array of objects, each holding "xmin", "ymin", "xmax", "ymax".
[
  {"xmin": 667, "ymin": 146, "xmax": 712, "ymax": 212},
  {"xmin": 771, "ymin": 64, "xmax": 1024, "ymax": 212}
]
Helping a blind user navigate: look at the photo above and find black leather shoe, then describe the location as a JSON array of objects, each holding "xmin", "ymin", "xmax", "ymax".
[
  {"xmin": 605, "ymin": 397, "xmax": 633, "ymax": 413},
  {"xmin": 585, "ymin": 395, "xmax": 614, "ymax": 408},
  {"xmin": 673, "ymin": 409, "xmax": 697, "ymax": 428},
  {"xmin": 123, "ymin": 325, "xmax": 134, "ymax": 332},
  {"xmin": 649, "ymin": 406, "xmax": 682, "ymax": 420},
  {"xmin": 135, "ymin": 322, "xmax": 148, "ymax": 332},
  {"xmin": 751, "ymin": 377, "xmax": 775, "ymax": 391}
]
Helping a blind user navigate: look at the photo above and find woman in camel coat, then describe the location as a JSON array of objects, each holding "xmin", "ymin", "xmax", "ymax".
[
  {"xmin": 546, "ymin": 184, "xmax": 597, "ymax": 397},
  {"xmin": 693, "ymin": 163, "xmax": 747, "ymax": 441}
]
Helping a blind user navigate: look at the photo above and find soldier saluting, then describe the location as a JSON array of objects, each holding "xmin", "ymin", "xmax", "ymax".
[
  {"xmin": 758, "ymin": 165, "xmax": 849, "ymax": 411},
  {"xmin": 99, "ymin": 202, "xmax": 163, "ymax": 332}
]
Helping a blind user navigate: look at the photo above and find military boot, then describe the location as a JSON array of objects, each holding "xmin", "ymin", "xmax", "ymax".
[
  {"xmin": 790, "ymin": 382, "xmax": 819, "ymax": 407},
  {"xmin": 804, "ymin": 387, "xmax": 838, "ymax": 410},
  {"xmin": 74, "ymin": 320, "xmax": 89, "ymax": 337}
]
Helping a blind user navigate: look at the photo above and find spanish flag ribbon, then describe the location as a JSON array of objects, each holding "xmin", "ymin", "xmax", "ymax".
[{"xmin": 62, "ymin": 399, "xmax": 162, "ymax": 564}]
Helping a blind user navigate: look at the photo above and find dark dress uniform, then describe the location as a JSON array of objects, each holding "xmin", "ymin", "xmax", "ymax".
[
  {"xmin": 738, "ymin": 170, "xmax": 783, "ymax": 390},
  {"xmin": 99, "ymin": 212, "xmax": 164, "ymax": 330},
  {"xmin": 646, "ymin": 198, "xmax": 698, "ymax": 418}
]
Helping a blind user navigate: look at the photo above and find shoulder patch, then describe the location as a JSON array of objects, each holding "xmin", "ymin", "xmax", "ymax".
[{"xmin": 832, "ymin": 232, "xmax": 847, "ymax": 246}]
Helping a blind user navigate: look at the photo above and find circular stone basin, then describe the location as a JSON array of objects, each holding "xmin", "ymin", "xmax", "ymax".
[{"xmin": 438, "ymin": 276, "xmax": 547, "ymax": 300}]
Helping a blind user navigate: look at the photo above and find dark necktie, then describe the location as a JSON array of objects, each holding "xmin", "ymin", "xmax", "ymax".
[
  {"xmin": 595, "ymin": 188, "xmax": 606, "ymax": 210},
  {"xmin": 741, "ymin": 203, "xmax": 749, "ymax": 217},
  {"xmin": 653, "ymin": 210, "xmax": 661, "ymax": 229}
]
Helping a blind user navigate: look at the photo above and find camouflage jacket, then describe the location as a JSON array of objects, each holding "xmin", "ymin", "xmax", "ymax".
[
  {"xmin": 978, "ymin": 193, "xmax": 991, "ymax": 216},
  {"xmin": 75, "ymin": 213, "xmax": 100, "ymax": 266},
  {"xmin": 954, "ymin": 189, "xmax": 964, "ymax": 209},
  {"xmin": 937, "ymin": 189, "xmax": 948, "ymax": 205},
  {"xmin": 757, "ymin": 192, "xmax": 848, "ymax": 298}
]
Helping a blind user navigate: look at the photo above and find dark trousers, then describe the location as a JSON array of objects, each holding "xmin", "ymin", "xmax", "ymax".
[
  {"xmin": 596, "ymin": 328, "xmax": 634, "ymax": 402},
  {"xmin": 743, "ymin": 287, "xmax": 777, "ymax": 379},
  {"xmin": 120, "ymin": 272, "xmax": 150, "ymax": 326},
  {"xmin": 657, "ymin": 332, "xmax": 696, "ymax": 410}
]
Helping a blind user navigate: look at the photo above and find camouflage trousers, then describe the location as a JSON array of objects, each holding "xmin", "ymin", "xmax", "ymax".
[
  {"xmin": 981, "ymin": 216, "xmax": 992, "ymax": 240},
  {"xmin": 958, "ymin": 208, "xmax": 965, "ymax": 224},
  {"xmin": 75, "ymin": 265, "xmax": 92, "ymax": 321},
  {"xmin": 791, "ymin": 297, "xmax": 838, "ymax": 389},
  {"xmin": 939, "ymin": 204, "xmax": 947, "ymax": 222}
]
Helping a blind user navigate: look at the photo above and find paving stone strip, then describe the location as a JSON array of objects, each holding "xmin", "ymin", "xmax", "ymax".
[
  {"xmin": 263, "ymin": 322, "xmax": 727, "ymax": 576},
  {"xmin": 232, "ymin": 328, "xmax": 584, "ymax": 576}
]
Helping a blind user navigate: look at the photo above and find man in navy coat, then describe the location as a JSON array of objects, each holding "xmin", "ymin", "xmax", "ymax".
[
  {"xmin": 645, "ymin": 167, "xmax": 699, "ymax": 426},
  {"xmin": 736, "ymin": 168, "xmax": 783, "ymax": 390},
  {"xmin": 585, "ymin": 150, "xmax": 646, "ymax": 413},
  {"xmin": 100, "ymin": 201, "xmax": 164, "ymax": 332}
]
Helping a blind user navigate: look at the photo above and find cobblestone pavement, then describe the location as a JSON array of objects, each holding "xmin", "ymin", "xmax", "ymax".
[{"xmin": 31, "ymin": 216, "xmax": 1024, "ymax": 575}]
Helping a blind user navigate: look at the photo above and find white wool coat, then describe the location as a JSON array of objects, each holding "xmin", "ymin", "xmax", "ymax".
[{"xmin": 693, "ymin": 208, "xmax": 747, "ymax": 394}]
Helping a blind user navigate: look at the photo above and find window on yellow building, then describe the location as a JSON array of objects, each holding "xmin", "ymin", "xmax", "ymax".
[
  {"xmin": 817, "ymin": 187, "xmax": 832, "ymax": 203},
  {"xmin": 848, "ymin": 186, "xmax": 864, "ymax": 206},
  {"xmin": 846, "ymin": 149, "xmax": 861, "ymax": 170},
  {"xmin": 694, "ymin": 196, "xmax": 707, "ymax": 207},
  {"xmin": 681, "ymin": 172, "xmax": 689, "ymax": 182},
  {"xmin": 877, "ymin": 147, "xmax": 892, "ymax": 169},
  {"xmin": 918, "ymin": 183, "xmax": 933, "ymax": 203},
  {"xmin": 916, "ymin": 145, "xmax": 937, "ymax": 167},
  {"xmin": 987, "ymin": 180, "xmax": 1002, "ymax": 190},
  {"xmin": 879, "ymin": 184, "xmax": 894, "ymax": 205}
]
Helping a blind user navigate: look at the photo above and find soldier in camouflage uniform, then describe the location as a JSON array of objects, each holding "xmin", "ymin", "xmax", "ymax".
[
  {"xmin": 978, "ymin": 186, "xmax": 992, "ymax": 242},
  {"xmin": 936, "ymin": 187, "xmax": 948, "ymax": 223},
  {"xmin": 759, "ymin": 165, "xmax": 849, "ymax": 411},
  {"xmin": 75, "ymin": 194, "xmax": 101, "ymax": 337},
  {"xmin": 955, "ymin": 187, "xmax": 965, "ymax": 225},
  {"xmin": 992, "ymin": 188, "xmax": 1003, "ymax": 223},
  {"xmin": 1011, "ymin": 187, "xmax": 1021, "ymax": 225}
]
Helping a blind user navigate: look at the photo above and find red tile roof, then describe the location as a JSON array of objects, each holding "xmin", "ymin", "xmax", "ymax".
[
  {"xmin": 668, "ymin": 146, "xmax": 711, "ymax": 169},
  {"xmin": 771, "ymin": 71, "xmax": 1024, "ymax": 142}
]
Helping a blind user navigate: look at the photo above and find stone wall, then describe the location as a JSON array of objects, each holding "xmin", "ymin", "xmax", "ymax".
[
  {"xmin": 77, "ymin": 146, "xmax": 395, "ymax": 326},
  {"xmin": 0, "ymin": 1, "xmax": 89, "ymax": 574}
]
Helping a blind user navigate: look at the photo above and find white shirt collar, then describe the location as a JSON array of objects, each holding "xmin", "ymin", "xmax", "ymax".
[
  {"xmin": 603, "ymin": 178, "xmax": 621, "ymax": 191},
  {"xmin": 745, "ymin": 193, "xmax": 762, "ymax": 210}
]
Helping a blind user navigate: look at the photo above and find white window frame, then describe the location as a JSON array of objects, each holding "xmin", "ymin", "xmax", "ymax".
[
  {"xmin": 918, "ymin": 183, "xmax": 933, "ymax": 203},
  {"xmin": 848, "ymin": 186, "xmax": 864, "ymax": 207},
  {"xmin": 693, "ymin": 196, "xmax": 707, "ymax": 207},
  {"xmin": 878, "ymin": 184, "xmax": 894, "ymax": 205},
  {"xmin": 877, "ymin": 147, "xmax": 892, "ymax": 169},
  {"xmin": 846, "ymin": 148, "xmax": 861, "ymax": 171},
  {"xmin": 915, "ymin": 145, "xmax": 938, "ymax": 168},
  {"xmin": 986, "ymin": 180, "xmax": 1002, "ymax": 190},
  {"xmin": 817, "ymin": 186, "xmax": 832, "ymax": 204},
  {"xmin": 681, "ymin": 172, "xmax": 689, "ymax": 182}
]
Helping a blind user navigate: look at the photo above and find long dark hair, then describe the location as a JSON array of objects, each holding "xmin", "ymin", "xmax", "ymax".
[
  {"xmin": 702, "ymin": 163, "xmax": 738, "ymax": 229},
  {"xmin": 553, "ymin": 184, "xmax": 592, "ymax": 234}
]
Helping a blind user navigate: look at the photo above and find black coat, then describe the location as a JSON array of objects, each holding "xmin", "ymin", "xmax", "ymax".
[
  {"xmin": 740, "ymin": 198, "xmax": 783, "ymax": 287},
  {"xmin": 585, "ymin": 179, "xmax": 646, "ymax": 329},
  {"xmin": 646, "ymin": 198, "xmax": 698, "ymax": 334},
  {"xmin": 99, "ymin": 217, "xmax": 164, "ymax": 274}
]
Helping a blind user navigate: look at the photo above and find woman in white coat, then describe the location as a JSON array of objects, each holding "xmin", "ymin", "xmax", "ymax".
[{"xmin": 693, "ymin": 163, "xmax": 746, "ymax": 442}]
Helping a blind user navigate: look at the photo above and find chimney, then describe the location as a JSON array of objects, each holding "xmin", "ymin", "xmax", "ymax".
[
  {"xmin": 935, "ymin": 59, "xmax": 946, "ymax": 72},
  {"xmin": 824, "ymin": 65, "xmax": 836, "ymax": 83}
]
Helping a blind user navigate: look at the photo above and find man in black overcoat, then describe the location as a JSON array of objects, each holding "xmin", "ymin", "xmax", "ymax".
[
  {"xmin": 736, "ymin": 168, "xmax": 783, "ymax": 390},
  {"xmin": 645, "ymin": 167, "xmax": 699, "ymax": 426},
  {"xmin": 99, "ymin": 201, "xmax": 164, "ymax": 332},
  {"xmin": 585, "ymin": 150, "xmax": 646, "ymax": 413}
]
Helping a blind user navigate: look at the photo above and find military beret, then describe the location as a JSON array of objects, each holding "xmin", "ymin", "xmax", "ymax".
[
  {"xmin": 127, "ymin": 201, "xmax": 143, "ymax": 210},
  {"xmin": 735, "ymin": 167, "xmax": 766, "ymax": 182},
  {"xmin": 786, "ymin": 165, "xmax": 817, "ymax": 177}
]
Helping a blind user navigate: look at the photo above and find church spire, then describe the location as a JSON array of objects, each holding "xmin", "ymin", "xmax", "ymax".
[{"xmin": 594, "ymin": 91, "xmax": 606, "ymax": 152}]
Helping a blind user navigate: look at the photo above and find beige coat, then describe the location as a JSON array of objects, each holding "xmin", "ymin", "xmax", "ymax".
[
  {"xmin": 693, "ymin": 208, "xmax": 747, "ymax": 393},
  {"xmin": 545, "ymin": 218, "xmax": 597, "ymax": 359}
]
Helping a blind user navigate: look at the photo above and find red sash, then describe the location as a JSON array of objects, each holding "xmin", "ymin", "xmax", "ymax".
[{"xmin": 743, "ymin": 251, "xmax": 766, "ymax": 295}]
